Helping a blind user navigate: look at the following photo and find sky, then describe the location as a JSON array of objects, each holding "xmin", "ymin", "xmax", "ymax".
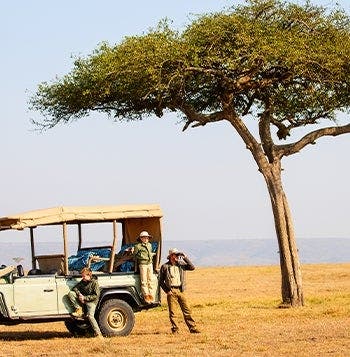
[{"xmin": 1, "ymin": 0, "xmax": 350, "ymax": 244}]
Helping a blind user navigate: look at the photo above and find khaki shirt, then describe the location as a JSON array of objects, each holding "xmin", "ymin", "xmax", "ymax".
[{"xmin": 169, "ymin": 265, "xmax": 181, "ymax": 287}]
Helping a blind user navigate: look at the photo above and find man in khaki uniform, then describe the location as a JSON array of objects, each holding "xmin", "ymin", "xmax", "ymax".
[{"xmin": 159, "ymin": 248, "xmax": 200, "ymax": 334}]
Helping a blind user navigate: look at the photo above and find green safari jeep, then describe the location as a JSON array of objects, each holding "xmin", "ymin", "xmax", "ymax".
[{"xmin": 0, "ymin": 204, "xmax": 163, "ymax": 337}]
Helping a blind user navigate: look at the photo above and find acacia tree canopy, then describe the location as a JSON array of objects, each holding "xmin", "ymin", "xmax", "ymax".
[{"xmin": 31, "ymin": 0, "xmax": 350, "ymax": 143}]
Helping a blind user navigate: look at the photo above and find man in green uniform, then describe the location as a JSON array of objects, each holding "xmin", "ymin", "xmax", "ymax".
[{"xmin": 68, "ymin": 267, "xmax": 103, "ymax": 338}]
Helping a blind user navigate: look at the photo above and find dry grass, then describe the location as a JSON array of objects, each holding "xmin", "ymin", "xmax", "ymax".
[{"xmin": 0, "ymin": 263, "xmax": 349, "ymax": 356}]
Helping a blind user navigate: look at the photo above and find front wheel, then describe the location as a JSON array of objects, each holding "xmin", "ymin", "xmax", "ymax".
[
  {"xmin": 97, "ymin": 299, "xmax": 135, "ymax": 337},
  {"xmin": 64, "ymin": 319, "xmax": 94, "ymax": 337}
]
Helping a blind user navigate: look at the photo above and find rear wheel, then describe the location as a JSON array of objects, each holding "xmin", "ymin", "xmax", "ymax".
[
  {"xmin": 64, "ymin": 319, "xmax": 94, "ymax": 337},
  {"xmin": 97, "ymin": 299, "xmax": 135, "ymax": 337}
]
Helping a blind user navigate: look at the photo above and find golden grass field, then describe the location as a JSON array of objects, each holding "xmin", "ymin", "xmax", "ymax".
[{"xmin": 0, "ymin": 263, "xmax": 349, "ymax": 356}]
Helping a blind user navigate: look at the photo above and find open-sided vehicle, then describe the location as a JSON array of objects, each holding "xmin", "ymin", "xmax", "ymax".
[{"xmin": 0, "ymin": 204, "xmax": 163, "ymax": 337}]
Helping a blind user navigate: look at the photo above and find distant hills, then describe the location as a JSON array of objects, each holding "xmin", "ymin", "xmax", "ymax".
[
  {"xmin": 162, "ymin": 238, "xmax": 350, "ymax": 267},
  {"xmin": 1, "ymin": 238, "xmax": 349, "ymax": 268}
]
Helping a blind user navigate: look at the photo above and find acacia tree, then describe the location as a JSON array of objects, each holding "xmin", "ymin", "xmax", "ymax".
[{"xmin": 30, "ymin": 0, "xmax": 350, "ymax": 306}]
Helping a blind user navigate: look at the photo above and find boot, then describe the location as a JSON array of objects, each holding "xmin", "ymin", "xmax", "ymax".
[
  {"xmin": 94, "ymin": 333, "xmax": 104, "ymax": 340},
  {"xmin": 189, "ymin": 327, "xmax": 200, "ymax": 334},
  {"xmin": 143, "ymin": 295, "xmax": 152, "ymax": 304},
  {"xmin": 71, "ymin": 307, "xmax": 83, "ymax": 318}
]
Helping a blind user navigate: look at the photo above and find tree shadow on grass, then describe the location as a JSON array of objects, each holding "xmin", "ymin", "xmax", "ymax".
[{"xmin": 0, "ymin": 330, "xmax": 71, "ymax": 341}]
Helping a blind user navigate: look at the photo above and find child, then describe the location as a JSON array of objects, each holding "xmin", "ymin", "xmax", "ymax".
[{"xmin": 132, "ymin": 231, "xmax": 155, "ymax": 303}]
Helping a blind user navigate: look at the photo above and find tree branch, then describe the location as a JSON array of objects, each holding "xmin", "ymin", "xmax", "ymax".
[
  {"xmin": 225, "ymin": 110, "xmax": 269, "ymax": 170},
  {"xmin": 184, "ymin": 64, "xmax": 292, "ymax": 96},
  {"xmin": 258, "ymin": 102, "xmax": 275, "ymax": 163},
  {"xmin": 277, "ymin": 123, "xmax": 350, "ymax": 157},
  {"xmin": 178, "ymin": 102, "xmax": 226, "ymax": 131},
  {"xmin": 242, "ymin": 94, "xmax": 256, "ymax": 116},
  {"xmin": 185, "ymin": 66, "xmax": 227, "ymax": 77}
]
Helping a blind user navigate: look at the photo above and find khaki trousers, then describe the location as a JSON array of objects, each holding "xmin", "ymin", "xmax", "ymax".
[
  {"xmin": 167, "ymin": 288, "xmax": 196, "ymax": 331},
  {"xmin": 139, "ymin": 263, "xmax": 154, "ymax": 298}
]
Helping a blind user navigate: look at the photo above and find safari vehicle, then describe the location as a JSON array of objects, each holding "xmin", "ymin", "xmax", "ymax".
[{"xmin": 0, "ymin": 204, "xmax": 163, "ymax": 337}]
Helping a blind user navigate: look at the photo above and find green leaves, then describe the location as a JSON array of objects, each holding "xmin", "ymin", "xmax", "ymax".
[{"xmin": 30, "ymin": 0, "xmax": 350, "ymax": 132}]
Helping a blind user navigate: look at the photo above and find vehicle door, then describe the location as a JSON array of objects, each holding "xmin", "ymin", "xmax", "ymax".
[
  {"xmin": 56, "ymin": 275, "xmax": 79, "ymax": 314},
  {"xmin": 13, "ymin": 275, "xmax": 58, "ymax": 316}
]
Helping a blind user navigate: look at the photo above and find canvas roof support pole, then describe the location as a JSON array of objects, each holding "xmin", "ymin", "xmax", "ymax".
[
  {"xmin": 30, "ymin": 227, "xmax": 36, "ymax": 269},
  {"xmin": 78, "ymin": 223, "xmax": 82, "ymax": 250},
  {"xmin": 62, "ymin": 222, "xmax": 69, "ymax": 274},
  {"xmin": 108, "ymin": 220, "xmax": 118, "ymax": 273},
  {"xmin": 154, "ymin": 217, "xmax": 163, "ymax": 271}
]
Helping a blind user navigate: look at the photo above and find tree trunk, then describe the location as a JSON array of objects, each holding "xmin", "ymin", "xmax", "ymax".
[
  {"xmin": 262, "ymin": 160, "xmax": 304, "ymax": 307},
  {"xmin": 223, "ymin": 112, "xmax": 304, "ymax": 306}
]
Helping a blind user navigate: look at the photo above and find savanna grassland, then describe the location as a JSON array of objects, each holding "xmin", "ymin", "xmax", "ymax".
[{"xmin": 0, "ymin": 263, "xmax": 349, "ymax": 356}]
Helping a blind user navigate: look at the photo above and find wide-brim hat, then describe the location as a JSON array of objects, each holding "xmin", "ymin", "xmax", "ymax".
[
  {"xmin": 167, "ymin": 248, "xmax": 180, "ymax": 259},
  {"xmin": 139, "ymin": 231, "xmax": 152, "ymax": 238}
]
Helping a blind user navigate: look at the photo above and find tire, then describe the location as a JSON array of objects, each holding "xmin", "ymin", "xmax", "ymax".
[
  {"xmin": 64, "ymin": 319, "xmax": 94, "ymax": 337},
  {"xmin": 97, "ymin": 299, "xmax": 135, "ymax": 337}
]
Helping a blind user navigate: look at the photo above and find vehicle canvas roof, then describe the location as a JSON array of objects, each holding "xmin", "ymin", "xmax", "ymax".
[{"xmin": 0, "ymin": 204, "xmax": 162, "ymax": 231}]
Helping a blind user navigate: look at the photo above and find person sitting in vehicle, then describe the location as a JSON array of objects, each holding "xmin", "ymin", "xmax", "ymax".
[
  {"xmin": 132, "ymin": 231, "xmax": 155, "ymax": 304},
  {"xmin": 67, "ymin": 267, "xmax": 103, "ymax": 338}
]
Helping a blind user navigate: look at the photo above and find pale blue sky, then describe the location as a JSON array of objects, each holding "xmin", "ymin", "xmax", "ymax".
[{"xmin": 1, "ymin": 0, "xmax": 349, "ymax": 242}]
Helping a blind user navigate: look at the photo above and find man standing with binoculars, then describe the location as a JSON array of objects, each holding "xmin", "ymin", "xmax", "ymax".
[{"xmin": 159, "ymin": 248, "xmax": 200, "ymax": 334}]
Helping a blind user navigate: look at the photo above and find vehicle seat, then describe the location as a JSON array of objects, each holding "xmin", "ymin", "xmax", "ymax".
[
  {"xmin": 17, "ymin": 264, "xmax": 24, "ymax": 277},
  {"xmin": 27, "ymin": 268, "xmax": 42, "ymax": 275},
  {"xmin": 35, "ymin": 254, "xmax": 64, "ymax": 274}
]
